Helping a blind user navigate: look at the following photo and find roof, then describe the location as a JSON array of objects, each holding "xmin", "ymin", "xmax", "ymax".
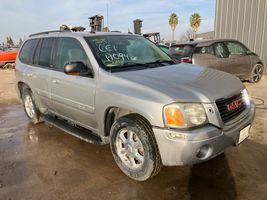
[
  {"xmin": 195, "ymin": 39, "xmax": 240, "ymax": 47},
  {"xmin": 28, "ymin": 30, "xmax": 136, "ymax": 39},
  {"xmin": 171, "ymin": 38, "xmax": 240, "ymax": 47}
]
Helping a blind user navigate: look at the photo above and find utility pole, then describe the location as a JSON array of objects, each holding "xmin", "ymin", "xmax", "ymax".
[{"xmin": 133, "ymin": 19, "xmax": 143, "ymax": 35}]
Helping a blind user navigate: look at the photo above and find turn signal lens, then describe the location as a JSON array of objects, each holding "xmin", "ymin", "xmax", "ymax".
[
  {"xmin": 163, "ymin": 103, "xmax": 208, "ymax": 129},
  {"xmin": 164, "ymin": 106, "xmax": 186, "ymax": 127}
]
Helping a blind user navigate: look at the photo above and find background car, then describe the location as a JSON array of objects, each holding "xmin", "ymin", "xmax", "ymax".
[
  {"xmin": 168, "ymin": 39, "xmax": 265, "ymax": 83},
  {"xmin": 157, "ymin": 44, "xmax": 169, "ymax": 53},
  {"xmin": 0, "ymin": 49, "xmax": 17, "ymax": 69}
]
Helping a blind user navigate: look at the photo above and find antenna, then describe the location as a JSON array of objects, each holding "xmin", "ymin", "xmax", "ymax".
[{"xmin": 106, "ymin": 1, "xmax": 109, "ymax": 28}]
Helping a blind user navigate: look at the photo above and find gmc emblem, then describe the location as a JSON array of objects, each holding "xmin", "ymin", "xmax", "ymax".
[{"xmin": 227, "ymin": 99, "xmax": 242, "ymax": 112}]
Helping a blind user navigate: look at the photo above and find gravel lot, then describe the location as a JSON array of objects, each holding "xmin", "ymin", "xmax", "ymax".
[{"xmin": 0, "ymin": 69, "xmax": 267, "ymax": 200}]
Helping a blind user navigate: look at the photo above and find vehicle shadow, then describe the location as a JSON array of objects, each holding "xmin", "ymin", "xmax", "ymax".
[
  {"xmin": 22, "ymin": 122, "xmax": 237, "ymax": 200},
  {"xmin": 18, "ymin": 120, "xmax": 267, "ymax": 200},
  {"xmin": 188, "ymin": 153, "xmax": 237, "ymax": 200},
  {"xmin": 138, "ymin": 153, "xmax": 236, "ymax": 200}
]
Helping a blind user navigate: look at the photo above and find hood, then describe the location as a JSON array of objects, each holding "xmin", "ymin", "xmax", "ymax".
[{"xmin": 114, "ymin": 64, "xmax": 244, "ymax": 103}]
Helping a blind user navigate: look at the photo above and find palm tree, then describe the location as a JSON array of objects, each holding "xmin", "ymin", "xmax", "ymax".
[
  {"xmin": 169, "ymin": 13, "xmax": 178, "ymax": 42},
  {"xmin": 190, "ymin": 12, "xmax": 201, "ymax": 39}
]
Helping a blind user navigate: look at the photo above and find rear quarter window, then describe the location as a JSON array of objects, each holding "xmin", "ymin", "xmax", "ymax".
[{"xmin": 19, "ymin": 39, "xmax": 39, "ymax": 64}]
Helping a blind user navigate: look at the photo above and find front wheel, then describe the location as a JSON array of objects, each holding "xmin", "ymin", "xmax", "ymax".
[
  {"xmin": 249, "ymin": 64, "xmax": 264, "ymax": 83},
  {"xmin": 110, "ymin": 115, "xmax": 162, "ymax": 181}
]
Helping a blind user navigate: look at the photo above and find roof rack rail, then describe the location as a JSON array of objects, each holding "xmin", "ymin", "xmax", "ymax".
[{"xmin": 29, "ymin": 30, "xmax": 71, "ymax": 37}]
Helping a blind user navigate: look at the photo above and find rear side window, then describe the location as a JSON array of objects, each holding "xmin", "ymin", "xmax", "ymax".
[
  {"xmin": 213, "ymin": 43, "xmax": 230, "ymax": 58},
  {"xmin": 19, "ymin": 39, "xmax": 39, "ymax": 64},
  {"xmin": 33, "ymin": 39, "xmax": 42, "ymax": 65},
  {"xmin": 39, "ymin": 38, "xmax": 55, "ymax": 67},
  {"xmin": 194, "ymin": 46, "xmax": 214, "ymax": 55}
]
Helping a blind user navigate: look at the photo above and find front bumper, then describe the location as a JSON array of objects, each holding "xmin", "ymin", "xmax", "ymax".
[{"xmin": 153, "ymin": 102, "xmax": 255, "ymax": 166}]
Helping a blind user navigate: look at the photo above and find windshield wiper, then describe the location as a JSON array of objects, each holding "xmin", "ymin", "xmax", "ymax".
[
  {"xmin": 106, "ymin": 63, "xmax": 150, "ymax": 72},
  {"xmin": 105, "ymin": 60, "xmax": 175, "ymax": 72},
  {"xmin": 121, "ymin": 62, "xmax": 149, "ymax": 68},
  {"xmin": 147, "ymin": 59, "xmax": 175, "ymax": 65}
]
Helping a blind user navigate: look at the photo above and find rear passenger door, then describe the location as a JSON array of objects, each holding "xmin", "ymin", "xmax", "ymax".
[
  {"xmin": 50, "ymin": 37, "xmax": 97, "ymax": 131},
  {"xmin": 213, "ymin": 42, "xmax": 233, "ymax": 74},
  {"xmin": 193, "ymin": 46, "xmax": 220, "ymax": 69},
  {"xmin": 21, "ymin": 38, "xmax": 54, "ymax": 110}
]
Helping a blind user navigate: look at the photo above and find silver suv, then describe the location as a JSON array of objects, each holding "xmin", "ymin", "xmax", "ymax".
[{"xmin": 15, "ymin": 31, "xmax": 255, "ymax": 181}]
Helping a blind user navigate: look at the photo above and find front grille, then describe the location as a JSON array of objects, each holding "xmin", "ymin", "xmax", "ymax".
[{"xmin": 216, "ymin": 93, "xmax": 246, "ymax": 123}]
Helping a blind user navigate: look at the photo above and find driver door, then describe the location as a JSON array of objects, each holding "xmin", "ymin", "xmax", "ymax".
[
  {"xmin": 50, "ymin": 37, "xmax": 97, "ymax": 130},
  {"xmin": 224, "ymin": 41, "xmax": 251, "ymax": 78}
]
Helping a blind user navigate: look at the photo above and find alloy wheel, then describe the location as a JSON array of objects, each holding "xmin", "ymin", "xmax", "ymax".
[
  {"xmin": 253, "ymin": 65, "xmax": 263, "ymax": 82},
  {"xmin": 115, "ymin": 128, "xmax": 145, "ymax": 169},
  {"xmin": 24, "ymin": 95, "xmax": 35, "ymax": 119}
]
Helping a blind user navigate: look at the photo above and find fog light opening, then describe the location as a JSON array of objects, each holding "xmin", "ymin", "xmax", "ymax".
[{"xmin": 196, "ymin": 145, "xmax": 212, "ymax": 160}]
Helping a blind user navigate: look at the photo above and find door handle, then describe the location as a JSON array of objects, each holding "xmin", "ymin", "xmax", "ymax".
[{"xmin": 52, "ymin": 79, "xmax": 60, "ymax": 84}]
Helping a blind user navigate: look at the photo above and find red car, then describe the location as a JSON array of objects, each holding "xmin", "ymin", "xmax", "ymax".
[{"xmin": 0, "ymin": 49, "xmax": 18, "ymax": 69}]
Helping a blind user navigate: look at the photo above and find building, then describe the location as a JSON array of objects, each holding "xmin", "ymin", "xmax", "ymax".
[
  {"xmin": 215, "ymin": 0, "xmax": 267, "ymax": 72},
  {"xmin": 196, "ymin": 31, "xmax": 214, "ymax": 40}
]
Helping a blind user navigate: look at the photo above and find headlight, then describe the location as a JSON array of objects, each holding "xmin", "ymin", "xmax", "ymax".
[
  {"xmin": 163, "ymin": 103, "xmax": 208, "ymax": 129},
  {"xmin": 242, "ymin": 89, "xmax": 250, "ymax": 106}
]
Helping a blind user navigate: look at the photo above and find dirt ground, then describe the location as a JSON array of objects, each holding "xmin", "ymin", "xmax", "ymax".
[{"xmin": 0, "ymin": 69, "xmax": 267, "ymax": 200}]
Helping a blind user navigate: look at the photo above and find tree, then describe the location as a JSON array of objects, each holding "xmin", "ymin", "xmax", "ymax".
[
  {"xmin": 19, "ymin": 38, "xmax": 23, "ymax": 46},
  {"xmin": 190, "ymin": 12, "xmax": 201, "ymax": 39},
  {"xmin": 6, "ymin": 36, "xmax": 14, "ymax": 46},
  {"xmin": 180, "ymin": 29, "xmax": 194, "ymax": 42},
  {"xmin": 169, "ymin": 13, "xmax": 178, "ymax": 42}
]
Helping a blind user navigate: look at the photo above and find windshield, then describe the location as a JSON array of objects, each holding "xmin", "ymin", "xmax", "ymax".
[
  {"xmin": 168, "ymin": 45, "xmax": 195, "ymax": 60},
  {"xmin": 85, "ymin": 35, "xmax": 174, "ymax": 72}
]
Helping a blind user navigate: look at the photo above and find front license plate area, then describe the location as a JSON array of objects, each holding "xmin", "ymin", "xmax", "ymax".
[{"xmin": 238, "ymin": 125, "xmax": 251, "ymax": 144}]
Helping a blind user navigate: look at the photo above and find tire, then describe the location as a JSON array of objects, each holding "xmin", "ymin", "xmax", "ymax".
[
  {"xmin": 110, "ymin": 115, "xmax": 162, "ymax": 181},
  {"xmin": 3, "ymin": 63, "xmax": 13, "ymax": 70},
  {"xmin": 22, "ymin": 88, "xmax": 42, "ymax": 124},
  {"xmin": 249, "ymin": 64, "xmax": 264, "ymax": 83}
]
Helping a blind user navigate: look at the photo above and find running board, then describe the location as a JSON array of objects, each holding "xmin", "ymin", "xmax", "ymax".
[{"xmin": 43, "ymin": 115, "xmax": 103, "ymax": 145}]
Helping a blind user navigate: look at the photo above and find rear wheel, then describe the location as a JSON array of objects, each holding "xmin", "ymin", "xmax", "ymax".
[
  {"xmin": 250, "ymin": 64, "xmax": 264, "ymax": 83},
  {"xmin": 22, "ymin": 88, "xmax": 42, "ymax": 124},
  {"xmin": 110, "ymin": 115, "xmax": 162, "ymax": 181}
]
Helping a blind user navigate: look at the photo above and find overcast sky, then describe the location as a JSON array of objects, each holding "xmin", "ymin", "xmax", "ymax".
[{"xmin": 0, "ymin": 0, "xmax": 215, "ymax": 44}]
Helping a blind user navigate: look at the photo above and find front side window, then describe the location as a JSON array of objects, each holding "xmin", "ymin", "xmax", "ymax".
[
  {"xmin": 54, "ymin": 37, "xmax": 90, "ymax": 72},
  {"xmin": 19, "ymin": 39, "xmax": 39, "ymax": 64},
  {"xmin": 39, "ymin": 38, "xmax": 55, "ymax": 67},
  {"xmin": 225, "ymin": 42, "xmax": 247, "ymax": 55},
  {"xmin": 85, "ymin": 35, "xmax": 173, "ymax": 72},
  {"xmin": 213, "ymin": 43, "xmax": 230, "ymax": 58}
]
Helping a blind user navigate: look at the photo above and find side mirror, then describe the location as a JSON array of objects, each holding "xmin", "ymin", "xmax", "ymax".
[{"xmin": 64, "ymin": 62, "xmax": 93, "ymax": 77}]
